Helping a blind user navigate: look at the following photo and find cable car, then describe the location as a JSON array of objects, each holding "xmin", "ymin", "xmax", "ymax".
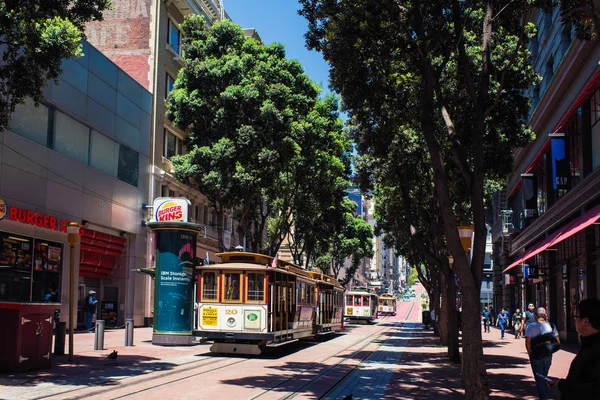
[
  {"xmin": 378, "ymin": 293, "xmax": 397, "ymax": 316},
  {"xmin": 194, "ymin": 252, "xmax": 344, "ymax": 355},
  {"xmin": 344, "ymin": 287, "xmax": 379, "ymax": 323}
]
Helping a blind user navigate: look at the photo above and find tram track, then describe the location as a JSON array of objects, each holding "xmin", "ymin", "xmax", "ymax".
[
  {"xmin": 58, "ymin": 302, "xmax": 417, "ymax": 400},
  {"xmin": 251, "ymin": 300, "xmax": 416, "ymax": 400},
  {"xmin": 64, "ymin": 318, "xmax": 397, "ymax": 399}
]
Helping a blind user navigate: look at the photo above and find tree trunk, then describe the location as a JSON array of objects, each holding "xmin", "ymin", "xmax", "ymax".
[
  {"xmin": 460, "ymin": 284, "xmax": 488, "ymax": 398},
  {"xmin": 432, "ymin": 282, "xmax": 440, "ymax": 337},
  {"xmin": 215, "ymin": 202, "xmax": 225, "ymax": 252},
  {"xmin": 446, "ymin": 271, "xmax": 460, "ymax": 363},
  {"xmin": 439, "ymin": 273, "xmax": 449, "ymax": 346}
]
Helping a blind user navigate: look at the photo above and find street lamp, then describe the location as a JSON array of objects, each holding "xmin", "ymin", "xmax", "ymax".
[
  {"xmin": 457, "ymin": 225, "xmax": 474, "ymax": 256},
  {"xmin": 66, "ymin": 222, "xmax": 80, "ymax": 362}
]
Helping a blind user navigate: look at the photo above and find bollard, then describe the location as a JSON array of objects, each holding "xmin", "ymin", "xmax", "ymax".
[
  {"xmin": 125, "ymin": 318, "xmax": 134, "ymax": 346},
  {"xmin": 94, "ymin": 320, "xmax": 105, "ymax": 350},
  {"xmin": 54, "ymin": 322, "xmax": 66, "ymax": 355}
]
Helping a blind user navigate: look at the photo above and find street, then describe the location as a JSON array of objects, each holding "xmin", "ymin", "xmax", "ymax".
[{"xmin": 0, "ymin": 291, "xmax": 576, "ymax": 400}]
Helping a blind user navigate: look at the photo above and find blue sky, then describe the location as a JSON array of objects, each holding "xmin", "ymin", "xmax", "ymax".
[{"xmin": 224, "ymin": 0, "xmax": 332, "ymax": 95}]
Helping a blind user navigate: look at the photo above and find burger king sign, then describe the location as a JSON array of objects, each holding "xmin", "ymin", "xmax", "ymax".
[{"xmin": 152, "ymin": 198, "xmax": 191, "ymax": 223}]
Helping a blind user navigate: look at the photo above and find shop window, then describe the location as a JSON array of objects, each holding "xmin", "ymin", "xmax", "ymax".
[
  {"xmin": 54, "ymin": 110, "xmax": 90, "ymax": 165},
  {"xmin": 90, "ymin": 130, "xmax": 119, "ymax": 177},
  {"xmin": 201, "ymin": 271, "xmax": 218, "ymax": 301},
  {"xmin": 118, "ymin": 144, "xmax": 139, "ymax": 186},
  {"xmin": 32, "ymin": 240, "xmax": 62, "ymax": 302},
  {"xmin": 9, "ymin": 99, "xmax": 49, "ymax": 146},
  {"xmin": 246, "ymin": 272, "xmax": 265, "ymax": 302},
  {"xmin": 0, "ymin": 233, "xmax": 62, "ymax": 303},
  {"xmin": 168, "ymin": 19, "xmax": 181, "ymax": 54},
  {"xmin": 223, "ymin": 272, "xmax": 241, "ymax": 301}
]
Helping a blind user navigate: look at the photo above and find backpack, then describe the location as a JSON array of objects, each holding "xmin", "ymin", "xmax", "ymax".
[{"xmin": 530, "ymin": 323, "xmax": 560, "ymax": 359}]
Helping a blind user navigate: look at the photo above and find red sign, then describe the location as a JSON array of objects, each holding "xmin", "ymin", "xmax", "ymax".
[{"xmin": 7, "ymin": 205, "xmax": 68, "ymax": 232}]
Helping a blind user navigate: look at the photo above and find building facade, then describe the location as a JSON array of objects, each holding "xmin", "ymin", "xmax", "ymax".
[
  {"xmin": 0, "ymin": 41, "xmax": 151, "ymax": 329},
  {"xmin": 491, "ymin": 7, "xmax": 600, "ymax": 342}
]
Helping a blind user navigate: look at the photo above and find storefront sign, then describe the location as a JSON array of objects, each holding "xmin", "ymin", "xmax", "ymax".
[
  {"xmin": 152, "ymin": 197, "xmax": 191, "ymax": 223},
  {"xmin": 529, "ymin": 277, "xmax": 544, "ymax": 284},
  {"xmin": 0, "ymin": 199, "xmax": 69, "ymax": 232},
  {"xmin": 550, "ymin": 134, "xmax": 569, "ymax": 190}
]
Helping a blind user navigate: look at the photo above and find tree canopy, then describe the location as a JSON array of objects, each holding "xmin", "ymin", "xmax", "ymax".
[
  {"xmin": 167, "ymin": 16, "xmax": 319, "ymax": 251},
  {"xmin": 0, "ymin": 0, "xmax": 111, "ymax": 130}
]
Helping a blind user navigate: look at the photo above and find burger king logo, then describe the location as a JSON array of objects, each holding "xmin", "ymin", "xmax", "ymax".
[
  {"xmin": 0, "ymin": 199, "xmax": 5, "ymax": 220},
  {"xmin": 155, "ymin": 200, "xmax": 184, "ymax": 222}
]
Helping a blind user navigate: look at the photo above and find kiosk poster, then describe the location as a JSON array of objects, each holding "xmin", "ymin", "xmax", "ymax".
[{"xmin": 155, "ymin": 231, "xmax": 197, "ymax": 333}]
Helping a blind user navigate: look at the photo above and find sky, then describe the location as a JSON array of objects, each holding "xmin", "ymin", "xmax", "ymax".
[{"xmin": 224, "ymin": 0, "xmax": 333, "ymax": 96}]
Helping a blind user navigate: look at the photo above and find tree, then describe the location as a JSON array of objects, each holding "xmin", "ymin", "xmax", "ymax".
[
  {"xmin": 263, "ymin": 94, "xmax": 352, "ymax": 264},
  {"xmin": 167, "ymin": 16, "xmax": 318, "ymax": 251},
  {"xmin": 300, "ymin": 1, "xmax": 539, "ymax": 397},
  {"xmin": 0, "ymin": 0, "xmax": 111, "ymax": 130},
  {"xmin": 315, "ymin": 199, "xmax": 374, "ymax": 284}
]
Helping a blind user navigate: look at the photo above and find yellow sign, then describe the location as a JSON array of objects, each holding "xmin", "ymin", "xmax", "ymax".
[
  {"xmin": 347, "ymin": 308, "xmax": 353, "ymax": 315},
  {"xmin": 202, "ymin": 307, "xmax": 218, "ymax": 326}
]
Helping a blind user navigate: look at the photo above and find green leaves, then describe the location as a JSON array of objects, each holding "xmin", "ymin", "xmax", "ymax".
[{"xmin": 0, "ymin": 0, "xmax": 111, "ymax": 130}]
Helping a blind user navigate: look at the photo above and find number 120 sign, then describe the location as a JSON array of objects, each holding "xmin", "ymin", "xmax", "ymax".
[{"xmin": 152, "ymin": 197, "xmax": 191, "ymax": 223}]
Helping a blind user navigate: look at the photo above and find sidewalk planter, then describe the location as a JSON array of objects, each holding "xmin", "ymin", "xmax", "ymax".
[{"xmin": 0, "ymin": 302, "xmax": 58, "ymax": 372}]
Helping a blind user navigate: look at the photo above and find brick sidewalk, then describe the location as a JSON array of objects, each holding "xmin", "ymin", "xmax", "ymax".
[{"xmin": 383, "ymin": 324, "xmax": 576, "ymax": 400}]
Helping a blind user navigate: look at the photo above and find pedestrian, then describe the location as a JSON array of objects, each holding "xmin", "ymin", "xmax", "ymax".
[
  {"xmin": 524, "ymin": 303, "xmax": 536, "ymax": 334},
  {"xmin": 525, "ymin": 307, "xmax": 560, "ymax": 400},
  {"xmin": 481, "ymin": 306, "xmax": 491, "ymax": 333},
  {"xmin": 549, "ymin": 298, "xmax": 600, "ymax": 399},
  {"xmin": 44, "ymin": 288, "xmax": 56, "ymax": 302},
  {"xmin": 85, "ymin": 290, "xmax": 98, "ymax": 331},
  {"xmin": 496, "ymin": 309, "xmax": 509, "ymax": 339},
  {"xmin": 513, "ymin": 308, "xmax": 524, "ymax": 339}
]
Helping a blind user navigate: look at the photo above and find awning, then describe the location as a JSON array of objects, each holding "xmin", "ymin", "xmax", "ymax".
[
  {"xmin": 503, "ymin": 203, "xmax": 600, "ymax": 273},
  {"xmin": 79, "ymin": 228, "xmax": 126, "ymax": 279}
]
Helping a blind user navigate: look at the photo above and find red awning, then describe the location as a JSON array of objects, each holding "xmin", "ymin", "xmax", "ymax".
[
  {"xmin": 79, "ymin": 229, "xmax": 126, "ymax": 279},
  {"xmin": 504, "ymin": 204, "xmax": 600, "ymax": 273}
]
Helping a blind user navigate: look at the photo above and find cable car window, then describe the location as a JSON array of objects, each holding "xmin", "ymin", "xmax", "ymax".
[
  {"xmin": 247, "ymin": 272, "xmax": 265, "ymax": 302},
  {"xmin": 202, "ymin": 271, "xmax": 218, "ymax": 301},
  {"xmin": 301, "ymin": 282, "xmax": 306, "ymax": 303},
  {"xmin": 224, "ymin": 272, "xmax": 241, "ymax": 301},
  {"xmin": 346, "ymin": 295, "xmax": 352, "ymax": 305},
  {"xmin": 354, "ymin": 296, "xmax": 362, "ymax": 306},
  {"xmin": 363, "ymin": 296, "xmax": 370, "ymax": 306}
]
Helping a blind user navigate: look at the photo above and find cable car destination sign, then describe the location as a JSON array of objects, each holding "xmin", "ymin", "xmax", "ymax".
[{"xmin": 152, "ymin": 197, "xmax": 191, "ymax": 223}]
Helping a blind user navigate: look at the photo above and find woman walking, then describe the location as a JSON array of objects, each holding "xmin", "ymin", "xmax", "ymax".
[
  {"xmin": 513, "ymin": 308, "xmax": 523, "ymax": 339},
  {"xmin": 497, "ymin": 309, "xmax": 509, "ymax": 339}
]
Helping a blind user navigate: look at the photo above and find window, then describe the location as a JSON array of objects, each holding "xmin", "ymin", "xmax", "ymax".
[
  {"xmin": 195, "ymin": 205, "xmax": 200, "ymax": 221},
  {"xmin": 247, "ymin": 272, "xmax": 265, "ymax": 302},
  {"xmin": 354, "ymin": 296, "xmax": 362, "ymax": 306},
  {"xmin": 223, "ymin": 272, "xmax": 241, "ymax": 301},
  {"xmin": 202, "ymin": 271, "xmax": 218, "ymax": 301},
  {"xmin": 90, "ymin": 130, "xmax": 118, "ymax": 177},
  {"xmin": 118, "ymin": 144, "xmax": 139, "ymax": 186},
  {"xmin": 161, "ymin": 185, "xmax": 169, "ymax": 198},
  {"xmin": 9, "ymin": 99, "xmax": 49, "ymax": 146},
  {"xmin": 168, "ymin": 19, "xmax": 181, "ymax": 54},
  {"xmin": 164, "ymin": 129, "xmax": 186, "ymax": 158},
  {"xmin": 363, "ymin": 296, "xmax": 370, "ymax": 306},
  {"xmin": 54, "ymin": 110, "xmax": 90, "ymax": 165},
  {"xmin": 166, "ymin": 73, "xmax": 175, "ymax": 98}
]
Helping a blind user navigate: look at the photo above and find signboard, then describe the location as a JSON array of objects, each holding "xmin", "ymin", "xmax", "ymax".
[
  {"xmin": 347, "ymin": 307, "xmax": 353, "ymax": 315},
  {"xmin": 504, "ymin": 274, "xmax": 516, "ymax": 285},
  {"xmin": 529, "ymin": 277, "xmax": 544, "ymax": 284},
  {"xmin": 0, "ymin": 198, "xmax": 70, "ymax": 232},
  {"xmin": 152, "ymin": 197, "xmax": 191, "ymax": 223},
  {"xmin": 202, "ymin": 307, "xmax": 218, "ymax": 326},
  {"xmin": 551, "ymin": 135, "xmax": 569, "ymax": 190},
  {"xmin": 244, "ymin": 310, "xmax": 260, "ymax": 330}
]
